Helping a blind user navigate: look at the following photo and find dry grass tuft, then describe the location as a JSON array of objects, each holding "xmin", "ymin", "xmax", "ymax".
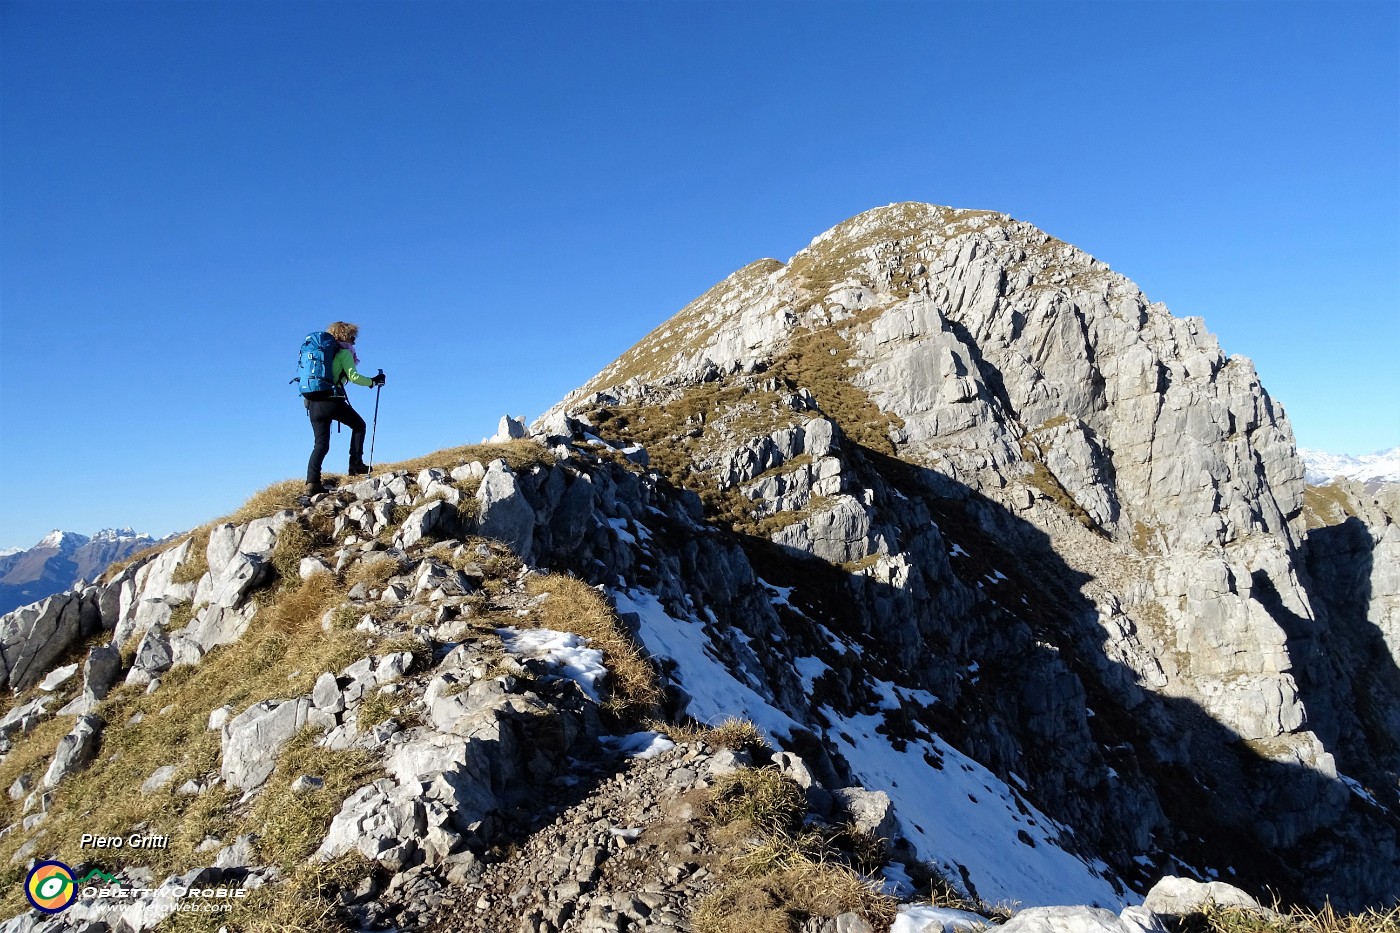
[
  {"xmin": 344, "ymin": 555, "xmax": 401, "ymax": 593},
  {"xmin": 1185, "ymin": 903, "xmax": 1400, "ymax": 933},
  {"xmin": 356, "ymin": 690, "xmax": 397, "ymax": 730},
  {"xmin": 694, "ymin": 834, "xmax": 896, "ymax": 933},
  {"xmin": 245, "ymin": 729, "xmax": 376, "ymax": 871},
  {"xmin": 379, "ymin": 438, "xmax": 554, "ymax": 477},
  {"xmin": 661, "ymin": 717, "xmax": 767, "ymax": 753},
  {"xmin": 693, "ymin": 884, "xmax": 793, "ymax": 933},
  {"xmin": 270, "ymin": 520, "xmax": 323, "ymax": 583},
  {"xmin": 264, "ymin": 571, "xmax": 343, "ymax": 637},
  {"xmin": 0, "ymin": 716, "xmax": 74, "ymax": 822},
  {"xmin": 692, "ymin": 765, "xmax": 899, "ymax": 933},
  {"xmin": 171, "ymin": 526, "xmax": 213, "ymax": 585},
  {"xmin": 708, "ymin": 767, "xmax": 806, "ymax": 836},
  {"xmin": 477, "ymin": 545, "xmax": 523, "ymax": 585}
]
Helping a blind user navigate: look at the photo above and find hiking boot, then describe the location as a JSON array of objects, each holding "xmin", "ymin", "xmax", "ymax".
[
  {"xmin": 305, "ymin": 481, "xmax": 327, "ymax": 496},
  {"xmin": 348, "ymin": 461, "xmax": 370, "ymax": 476}
]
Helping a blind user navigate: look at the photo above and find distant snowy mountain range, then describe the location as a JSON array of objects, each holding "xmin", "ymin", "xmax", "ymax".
[
  {"xmin": 0, "ymin": 528, "xmax": 163, "ymax": 616},
  {"xmin": 1299, "ymin": 446, "xmax": 1400, "ymax": 487}
]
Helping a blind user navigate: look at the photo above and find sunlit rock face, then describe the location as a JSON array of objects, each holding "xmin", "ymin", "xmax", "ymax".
[{"xmin": 547, "ymin": 202, "xmax": 1399, "ymax": 907}]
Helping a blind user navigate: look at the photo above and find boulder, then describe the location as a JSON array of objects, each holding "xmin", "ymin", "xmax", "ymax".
[
  {"xmin": 315, "ymin": 778, "xmax": 429, "ymax": 871},
  {"xmin": 124, "ymin": 623, "xmax": 173, "ymax": 687},
  {"xmin": 0, "ymin": 696, "xmax": 52, "ymax": 750},
  {"xmin": 475, "ymin": 459, "xmax": 535, "ymax": 560},
  {"xmin": 312, "ymin": 671, "xmax": 346, "ymax": 712},
  {"xmin": 220, "ymin": 698, "xmax": 311, "ymax": 790},
  {"xmin": 1142, "ymin": 875, "xmax": 1267, "ymax": 915},
  {"xmin": 177, "ymin": 602, "xmax": 258, "ymax": 655},
  {"xmin": 299, "ymin": 556, "xmax": 333, "ymax": 580},
  {"xmin": 771, "ymin": 495, "xmax": 879, "ymax": 564},
  {"xmin": 140, "ymin": 765, "xmax": 177, "ymax": 795},
  {"xmin": 395, "ymin": 500, "xmax": 461, "ymax": 550},
  {"xmin": 830, "ymin": 786, "xmax": 896, "ymax": 841},
  {"xmin": 84, "ymin": 644, "xmax": 124, "ymax": 702},
  {"xmin": 205, "ymin": 552, "xmax": 272, "ymax": 609},
  {"xmin": 489, "ymin": 415, "xmax": 528, "ymax": 443},
  {"xmin": 38, "ymin": 663, "xmax": 79, "ymax": 692},
  {"xmin": 450, "ymin": 461, "xmax": 487, "ymax": 485},
  {"xmin": 60, "ymin": 644, "xmax": 125, "ymax": 714},
  {"xmin": 194, "ymin": 513, "xmax": 293, "ymax": 611},
  {"xmin": 42, "ymin": 714, "xmax": 104, "ymax": 789},
  {"xmin": 0, "ymin": 592, "xmax": 98, "ymax": 690}
]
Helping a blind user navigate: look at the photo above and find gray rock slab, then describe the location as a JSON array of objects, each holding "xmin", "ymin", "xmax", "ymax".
[
  {"xmin": 475, "ymin": 459, "xmax": 535, "ymax": 560},
  {"xmin": 831, "ymin": 786, "xmax": 896, "ymax": 841},
  {"xmin": 220, "ymin": 698, "xmax": 311, "ymax": 790},
  {"xmin": 124, "ymin": 624, "xmax": 173, "ymax": 687},
  {"xmin": 42, "ymin": 714, "xmax": 104, "ymax": 789},
  {"xmin": 37, "ymin": 663, "xmax": 79, "ymax": 692}
]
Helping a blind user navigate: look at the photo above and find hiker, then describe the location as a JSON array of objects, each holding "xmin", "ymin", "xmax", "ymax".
[{"xmin": 301, "ymin": 321, "xmax": 386, "ymax": 495}]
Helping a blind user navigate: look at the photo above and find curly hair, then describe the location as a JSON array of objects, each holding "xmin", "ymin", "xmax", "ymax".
[{"xmin": 327, "ymin": 321, "xmax": 359, "ymax": 343}]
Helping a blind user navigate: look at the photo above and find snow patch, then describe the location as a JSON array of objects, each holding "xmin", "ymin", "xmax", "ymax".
[
  {"xmin": 496, "ymin": 627, "xmax": 607, "ymax": 702},
  {"xmin": 612, "ymin": 588, "xmax": 800, "ymax": 742},
  {"xmin": 893, "ymin": 904, "xmax": 990, "ymax": 933},
  {"xmin": 604, "ymin": 731, "xmax": 676, "ymax": 760},
  {"xmin": 823, "ymin": 703, "xmax": 1131, "ymax": 908},
  {"xmin": 794, "ymin": 655, "xmax": 829, "ymax": 692},
  {"xmin": 614, "ymin": 581, "xmax": 1131, "ymax": 908},
  {"xmin": 607, "ymin": 517, "xmax": 637, "ymax": 545}
]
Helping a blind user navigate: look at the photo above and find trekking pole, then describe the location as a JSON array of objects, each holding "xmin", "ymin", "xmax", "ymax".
[{"xmin": 368, "ymin": 370, "xmax": 383, "ymax": 473}]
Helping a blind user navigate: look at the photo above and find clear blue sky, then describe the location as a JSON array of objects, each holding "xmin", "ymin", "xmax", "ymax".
[{"xmin": 1, "ymin": 0, "xmax": 1396, "ymax": 549}]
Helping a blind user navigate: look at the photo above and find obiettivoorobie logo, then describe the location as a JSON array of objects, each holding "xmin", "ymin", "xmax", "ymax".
[
  {"xmin": 24, "ymin": 861, "xmax": 79, "ymax": 913},
  {"xmin": 21, "ymin": 858, "xmax": 246, "ymax": 916},
  {"xmin": 24, "ymin": 862, "xmax": 123, "ymax": 914}
]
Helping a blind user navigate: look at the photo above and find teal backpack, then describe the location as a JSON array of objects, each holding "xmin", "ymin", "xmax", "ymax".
[{"xmin": 293, "ymin": 331, "xmax": 340, "ymax": 397}]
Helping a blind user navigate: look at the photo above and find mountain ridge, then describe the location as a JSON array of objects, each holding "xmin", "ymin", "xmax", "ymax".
[
  {"xmin": 1300, "ymin": 446, "xmax": 1400, "ymax": 487},
  {"xmin": 0, "ymin": 528, "xmax": 160, "ymax": 617},
  {"xmin": 0, "ymin": 203, "xmax": 1395, "ymax": 932}
]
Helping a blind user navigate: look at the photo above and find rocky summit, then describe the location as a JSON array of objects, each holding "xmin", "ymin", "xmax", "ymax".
[{"xmin": 0, "ymin": 203, "xmax": 1396, "ymax": 933}]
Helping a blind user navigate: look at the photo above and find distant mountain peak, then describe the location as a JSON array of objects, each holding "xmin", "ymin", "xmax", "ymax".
[
  {"xmin": 1299, "ymin": 446, "xmax": 1400, "ymax": 486},
  {"xmin": 93, "ymin": 527, "xmax": 142, "ymax": 541},
  {"xmin": 35, "ymin": 529, "xmax": 88, "ymax": 550},
  {"xmin": 0, "ymin": 527, "xmax": 158, "ymax": 616}
]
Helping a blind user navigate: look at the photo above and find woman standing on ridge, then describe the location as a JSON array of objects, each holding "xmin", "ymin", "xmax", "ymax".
[{"xmin": 304, "ymin": 321, "xmax": 386, "ymax": 496}]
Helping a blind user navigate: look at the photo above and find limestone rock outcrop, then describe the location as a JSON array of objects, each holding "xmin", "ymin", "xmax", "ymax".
[{"xmin": 543, "ymin": 202, "xmax": 1400, "ymax": 908}]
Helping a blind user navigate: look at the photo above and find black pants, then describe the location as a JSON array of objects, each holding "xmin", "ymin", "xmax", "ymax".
[{"xmin": 306, "ymin": 395, "xmax": 367, "ymax": 483}]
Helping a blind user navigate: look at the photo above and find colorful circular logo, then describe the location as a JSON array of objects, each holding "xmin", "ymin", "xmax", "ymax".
[{"xmin": 25, "ymin": 861, "xmax": 77, "ymax": 913}]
